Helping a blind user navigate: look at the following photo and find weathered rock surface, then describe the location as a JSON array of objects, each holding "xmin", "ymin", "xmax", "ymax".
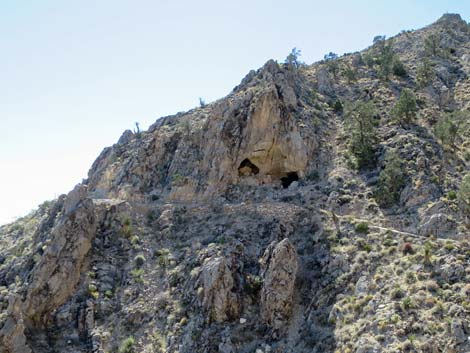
[
  {"xmin": 86, "ymin": 60, "xmax": 317, "ymax": 203},
  {"xmin": 260, "ymin": 238, "xmax": 298, "ymax": 331},
  {"xmin": 200, "ymin": 256, "xmax": 239, "ymax": 322}
]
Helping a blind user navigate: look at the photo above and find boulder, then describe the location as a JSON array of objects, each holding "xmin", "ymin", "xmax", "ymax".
[
  {"xmin": 200, "ymin": 257, "xmax": 239, "ymax": 322},
  {"xmin": 260, "ymin": 238, "xmax": 298, "ymax": 330}
]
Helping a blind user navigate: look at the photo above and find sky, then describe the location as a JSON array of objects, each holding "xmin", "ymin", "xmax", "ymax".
[{"xmin": 0, "ymin": 0, "xmax": 469, "ymax": 225}]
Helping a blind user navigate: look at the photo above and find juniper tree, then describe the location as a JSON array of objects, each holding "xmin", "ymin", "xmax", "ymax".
[
  {"xmin": 375, "ymin": 150, "xmax": 406, "ymax": 207},
  {"xmin": 345, "ymin": 100, "xmax": 378, "ymax": 169},
  {"xmin": 324, "ymin": 52, "xmax": 339, "ymax": 77},
  {"xmin": 285, "ymin": 47, "xmax": 303, "ymax": 69},
  {"xmin": 416, "ymin": 58, "xmax": 435, "ymax": 87},
  {"xmin": 434, "ymin": 112, "xmax": 461, "ymax": 148},
  {"xmin": 392, "ymin": 88, "xmax": 418, "ymax": 125}
]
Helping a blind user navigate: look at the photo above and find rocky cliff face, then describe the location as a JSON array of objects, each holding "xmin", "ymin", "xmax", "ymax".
[{"xmin": 0, "ymin": 13, "xmax": 469, "ymax": 353}]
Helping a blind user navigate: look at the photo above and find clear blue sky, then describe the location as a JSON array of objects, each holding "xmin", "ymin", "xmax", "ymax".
[{"xmin": 0, "ymin": 0, "xmax": 468, "ymax": 224}]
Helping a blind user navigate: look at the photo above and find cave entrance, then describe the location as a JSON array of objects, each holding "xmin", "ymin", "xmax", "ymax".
[
  {"xmin": 238, "ymin": 158, "xmax": 260, "ymax": 177},
  {"xmin": 281, "ymin": 172, "xmax": 299, "ymax": 188}
]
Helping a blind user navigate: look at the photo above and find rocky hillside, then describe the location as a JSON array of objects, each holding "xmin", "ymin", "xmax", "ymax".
[{"xmin": 0, "ymin": 13, "xmax": 469, "ymax": 353}]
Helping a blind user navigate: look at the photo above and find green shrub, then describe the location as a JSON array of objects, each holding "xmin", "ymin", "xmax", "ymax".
[
  {"xmin": 392, "ymin": 57, "xmax": 407, "ymax": 77},
  {"xmin": 171, "ymin": 173, "xmax": 185, "ymax": 187},
  {"xmin": 134, "ymin": 254, "xmax": 146, "ymax": 268},
  {"xmin": 458, "ymin": 174, "xmax": 470, "ymax": 215},
  {"xmin": 391, "ymin": 286, "xmax": 405, "ymax": 299},
  {"xmin": 402, "ymin": 297, "xmax": 416, "ymax": 310},
  {"xmin": 447, "ymin": 190, "xmax": 457, "ymax": 200},
  {"xmin": 333, "ymin": 100, "xmax": 343, "ymax": 113},
  {"xmin": 355, "ymin": 222, "xmax": 369, "ymax": 234},
  {"xmin": 130, "ymin": 269, "xmax": 144, "ymax": 283},
  {"xmin": 119, "ymin": 337, "xmax": 135, "ymax": 353},
  {"xmin": 391, "ymin": 88, "xmax": 417, "ymax": 125},
  {"xmin": 423, "ymin": 241, "xmax": 433, "ymax": 264},
  {"xmin": 122, "ymin": 217, "xmax": 132, "ymax": 237}
]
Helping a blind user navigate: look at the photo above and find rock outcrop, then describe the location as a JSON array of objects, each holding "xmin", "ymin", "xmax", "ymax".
[
  {"xmin": 200, "ymin": 256, "xmax": 239, "ymax": 323},
  {"xmin": 86, "ymin": 60, "xmax": 316, "ymax": 203},
  {"xmin": 260, "ymin": 238, "xmax": 298, "ymax": 331}
]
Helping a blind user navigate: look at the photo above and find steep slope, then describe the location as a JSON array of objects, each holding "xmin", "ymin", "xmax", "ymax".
[{"xmin": 0, "ymin": 13, "xmax": 469, "ymax": 353}]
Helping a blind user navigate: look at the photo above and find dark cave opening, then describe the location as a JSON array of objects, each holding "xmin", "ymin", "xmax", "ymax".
[
  {"xmin": 281, "ymin": 172, "xmax": 299, "ymax": 188},
  {"xmin": 238, "ymin": 158, "xmax": 260, "ymax": 176}
]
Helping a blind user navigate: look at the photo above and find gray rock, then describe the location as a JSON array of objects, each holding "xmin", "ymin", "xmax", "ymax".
[
  {"xmin": 260, "ymin": 238, "xmax": 298, "ymax": 331},
  {"xmin": 200, "ymin": 256, "xmax": 239, "ymax": 322}
]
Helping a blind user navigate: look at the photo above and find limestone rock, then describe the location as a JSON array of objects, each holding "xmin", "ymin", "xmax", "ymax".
[
  {"xmin": 200, "ymin": 256, "xmax": 239, "ymax": 322},
  {"xmin": 0, "ymin": 193, "xmax": 98, "ymax": 352},
  {"xmin": 419, "ymin": 213, "xmax": 457, "ymax": 237},
  {"xmin": 260, "ymin": 238, "xmax": 298, "ymax": 330}
]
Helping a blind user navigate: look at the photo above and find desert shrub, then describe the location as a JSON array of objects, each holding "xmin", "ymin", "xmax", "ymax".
[
  {"xmin": 171, "ymin": 173, "xmax": 185, "ymax": 187},
  {"xmin": 333, "ymin": 99, "xmax": 343, "ymax": 113},
  {"xmin": 375, "ymin": 151, "xmax": 406, "ymax": 206},
  {"xmin": 458, "ymin": 174, "xmax": 470, "ymax": 215},
  {"xmin": 391, "ymin": 88, "xmax": 417, "ymax": 125},
  {"xmin": 402, "ymin": 297, "xmax": 416, "ymax": 310},
  {"xmin": 447, "ymin": 190, "xmax": 457, "ymax": 200},
  {"xmin": 134, "ymin": 254, "xmax": 146, "ymax": 268},
  {"xmin": 245, "ymin": 274, "xmax": 263, "ymax": 296},
  {"xmin": 122, "ymin": 217, "xmax": 132, "ymax": 237},
  {"xmin": 119, "ymin": 337, "xmax": 135, "ymax": 353},
  {"xmin": 402, "ymin": 242, "xmax": 414, "ymax": 255},
  {"xmin": 130, "ymin": 267, "xmax": 144, "ymax": 285},
  {"xmin": 355, "ymin": 222, "xmax": 369, "ymax": 234},
  {"xmin": 423, "ymin": 241, "xmax": 433, "ymax": 264},
  {"xmin": 391, "ymin": 286, "xmax": 405, "ymax": 299},
  {"xmin": 345, "ymin": 100, "xmax": 378, "ymax": 169},
  {"xmin": 392, "ymin": 57, "xmax": 407, "ymax": 77}
]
